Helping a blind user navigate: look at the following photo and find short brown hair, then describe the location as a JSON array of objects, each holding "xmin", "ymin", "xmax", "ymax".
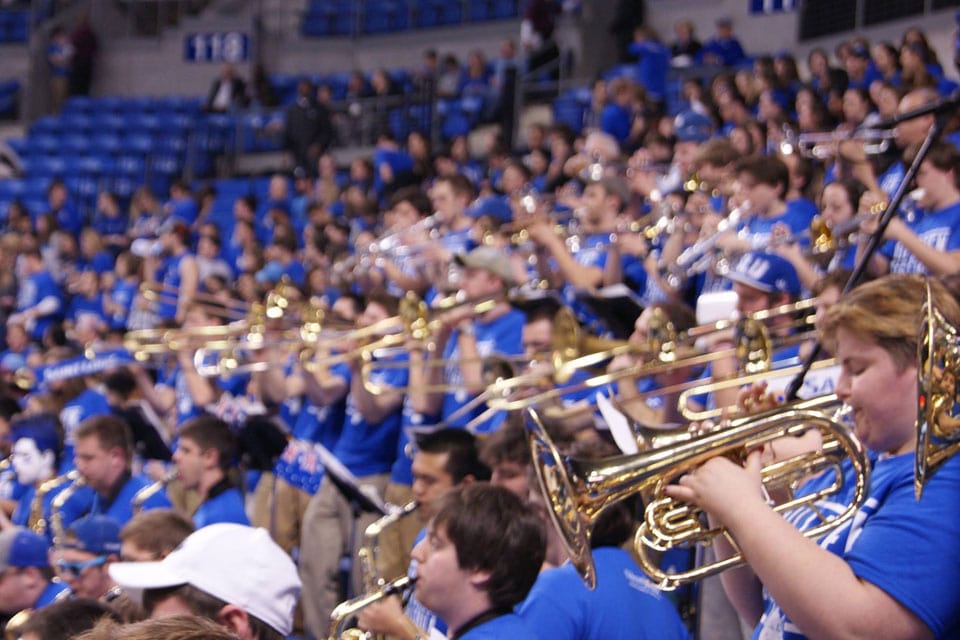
[
  {"xmin": 120, "ymin": 509, "xmax": 195, "ymax": 560},
  {"xmin": 432, "ymin": 484, "xmax": 545, "ymax": 611},
  {"xmin": 143, "ymin": 586, "xmax": 280, "ymax": 640},
  {"xmin": 74, "ymin": 614, "xmax": 241, "ymax": 640},
  {"xmin": 179, "ymin": 416, "xmax": 237, "ymax": 473},
  {"xmin": 75, "ymin": 415, "xmax": 134, "ymax": 463}
]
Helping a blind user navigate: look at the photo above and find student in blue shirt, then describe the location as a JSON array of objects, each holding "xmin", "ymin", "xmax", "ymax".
[
  {"xmin": 67, "ymin": 415, "xmax": 172, "ymax": 530},
  {"xmin": 859, "ymin": 142, "xmax": 960, "ymax": 277},
  {"xmin": 0, "ymin": 528, "xmax": 71, "ymax": 615},
  {"xmin": 12, "ymin": 248, "xmax": 63, "ymax": 343},
  {"xmin": 173, "ymin": 416, "xmax": 249, "ymax": 528},
  {"xmin": 519, "ymin": 439, "xmax": 689, "ymax": 640},
  {"xmin": 412, "ymin": 246, "xmax": 524, "ymax": 432},
  {"xmin": 411, "ymin": 484, "xmax": 544, "ymax": 640},
  {"xmin": 670, "ymin": 275, "xmax": 960, "ymax": 639},
  {"xmin": 299, "ymin": 294, "xmax": 407, "ymax": 640}
]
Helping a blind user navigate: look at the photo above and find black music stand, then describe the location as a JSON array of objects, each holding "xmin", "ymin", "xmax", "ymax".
[
  {"xmin": 573, "ymin": 284, "xmax": 644, "ymax": 339},
  {"xmin": 313, "ymin": 443, "xmax": 388, "ymax": 600}
]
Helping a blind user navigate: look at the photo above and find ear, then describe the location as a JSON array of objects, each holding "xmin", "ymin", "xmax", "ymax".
[
  {"xmin": 467, "ymin": 568, "xmax": 492, "ymax": 591},
  {"xmin": 217, "ymin": 604, "xmax": 253, "ymax": 638},
  {"xmin": 39, "ymin": 449, "xmax": 56, "ymax": 473},
  {"xmin": 460, "ymin": 474, "xmax": 476, "ymax": 486},
  {"xmin": 201, "ymin": 446, "xmax": 220, "ymax": 470}
]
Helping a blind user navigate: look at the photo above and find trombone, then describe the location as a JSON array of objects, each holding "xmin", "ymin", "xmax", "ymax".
[
  {"xmin": 526, "ymin": 393, "xmax": 870, "ymax": 590},
  {"xmin": 303, "ymin": 291, "xmax": 498, "ymax": 372},
  {"xmin": 487, "ymin": 298, "xmax": 819, "ymax": 413}
]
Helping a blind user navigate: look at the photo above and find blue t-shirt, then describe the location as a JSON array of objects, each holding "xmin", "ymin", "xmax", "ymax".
[
  {"xmin": 440, "ymin": 310, "xmax": 525, "ymax": 430},
  {"xmin": 886, "ymin": 200, "xmax": 960, "ymax": 274},
  {"xmin": 518, "ymin": 547, "xmax": 689, "ymax": 640},
  {"xmin": 87, "ymin": 474, "xmax": 173, "ymax": 527},
  {"xmin": 155, "ymin": 253, "xmax": 188, "ymax": 321},
  {"xmin": 108, "ymin": 279, "xmax": 138, "ymax": 330},
  {"xmin": 333, "ymin": 357, "xmax": 406, "ymax": 477},
  {"xmin": 459, "ymin": 613, "xmax": 539, "ymax": 639},
  {"xmin": 17, "ymin": 270, "xmax": 63, "ymax": 341},
  {"xmin": 753, "ymin": 453, "xmax": 960, "ymax": 639},
  {"xmin": 193, "ymin": 484, "xmax": 250, "ymax": 528}
]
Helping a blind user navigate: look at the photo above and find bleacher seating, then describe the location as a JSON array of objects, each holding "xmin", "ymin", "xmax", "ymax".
[
  {"xmin": 0, "ymin": 95, "xmax": 216, "ymax": 220},
  {"xmin": 0, "ymin": 10, "xmax": 28, "ymax": 44}
]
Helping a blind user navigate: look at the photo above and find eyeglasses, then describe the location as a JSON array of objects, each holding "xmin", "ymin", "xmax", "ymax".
[{"xmin": 56, "ymin": 556, "xmax": 107, "ymax": 578}]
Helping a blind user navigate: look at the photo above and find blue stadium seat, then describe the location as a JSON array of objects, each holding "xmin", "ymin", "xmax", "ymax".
[
  {"xmin": 468, "ymin": 0, "xmax": 492, "ymax": 21},
  {"xmin": 362, "ymin": 0, "xmax": 409, "ymax": 33},
  {"xmin": 5, "ymin": 137, "xmax": 27, "ymax": 156},
  {"xmin": 61, "ymin": 133, "xmax": 92, "ymax": 155},
  {"xmin": 61, "ymin": 114, "xmax": 93, "ymax": 134},
  {"xmin": 492, "ymin": 0, "xmax": 517, "ymax": 18},
  {"xmin": 22, "ymin": 176, "xmax": 52, "ymax": 199},
  {"xmin": 122, "ymin": 133, "xmax": 156, "ymax": 156},
  {"xmin": 29, "ymin": 117, "xmax": 62, "ymax": 137},
  {"xmin": 91, "ymin": 113, "xmax": 127, "ymax": 134},
  {"xmin": 27, "ymin": 132, "xmax": 60, "ymax": 154},
  {"xmin": 115, "ymin": 155, "xmax": 146, "ymax": 177},
  {"xmin": 90, "ymin": 133, "xmax": 123, "ymax": 156},
  {"xmin": 63, "ymin": 96, "xmax": 95, "ymax": 115},
  {"xmin": 77, "ymin": 155, "xmax": 115, "ymax": 176},
  {"xmin": 0, "ymin": 179, "xmax": 24, "ymax": 200},
  {"xmin": 127, "ymin": 113, "xmax": 162, "ymax": 133}
]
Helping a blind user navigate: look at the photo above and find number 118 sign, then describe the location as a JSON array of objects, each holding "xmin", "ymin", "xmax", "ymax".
[{"xmin": 184, "ymin": 31, "xmax": 249, "ymax": 63}]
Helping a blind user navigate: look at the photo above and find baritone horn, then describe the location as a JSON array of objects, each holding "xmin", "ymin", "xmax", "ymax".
[
  {"xmin": 915, "ymin": 280, "xmax": 960, "ymax": 499},
  {"xmin": 526, "ymin": 393, "xmax": 869, "ymax": 590}
]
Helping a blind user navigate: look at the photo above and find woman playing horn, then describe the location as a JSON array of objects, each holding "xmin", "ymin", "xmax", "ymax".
[{"xmin": 668, "ymin": 274, "xmax": 960, "ymax": 639}]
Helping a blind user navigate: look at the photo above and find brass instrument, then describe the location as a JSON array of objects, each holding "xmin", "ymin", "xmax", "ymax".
[
  {"xmin": 132, "ymin": 470, "xmax": 176, "ymax": 514},
  {"xmin": 50, "ymin": 471, "xmax": 85, "ymax": 548},
  {"xmin": 795, "ymin": 128, "xmax": 897, "ymax": 160},
  {"xmin": 327, "ymin": 575, "xmax": 415, "ymax": 640},
  {"xmin": 526, "ymin": 394, "xmax": 870, "ymax": 590},
  {"xmin": 916, "ymin": 280, "xmax": 960, "ymax": 499},
  {"xmin": 29, "ymin": 471, "xmax": 77, "ymax": 536},
  {"xmin": 329, "ymin": 501, "xmax": 419, "ymax": 640},
  {"xmin": 489, "ymin": 298, "xmax": 818, "ymax": 412}
]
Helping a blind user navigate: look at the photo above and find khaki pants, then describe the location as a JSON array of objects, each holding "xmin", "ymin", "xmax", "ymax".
[
  {"xmin": 299, "ymin": 472, "xmax": 390, "ymax": 640},
  {"xmin": 375, "ymin": 483, "xmax": 423, "ymax": 583},
  {"xmin": 251, "ymin": 472, "xmax": 315, "ymax": 555}
]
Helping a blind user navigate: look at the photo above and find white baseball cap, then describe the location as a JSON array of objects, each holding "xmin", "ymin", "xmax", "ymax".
[{"xmin": 109, "ymin": 524, "xmax": 300, "ymax": 636}]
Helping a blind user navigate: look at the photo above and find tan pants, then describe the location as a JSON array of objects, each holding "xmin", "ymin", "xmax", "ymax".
[
  {"xmin": 299, "ymin": 472, "xmax": 390, "ymax": 640},
  {"xmin": 251, "ymin": 472, "xmax": 315, "ymax": 555},
  {"xmin": 375, "ymin": 483, "xmax": 423, "ymax": 583}
]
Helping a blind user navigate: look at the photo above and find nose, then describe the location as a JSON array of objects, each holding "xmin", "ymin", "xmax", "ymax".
[
  {"xmin": 835, "ymin": 369, "xmax": 851, "ymax": 402},
  {"xmin": 410, "ymin": 537, "xmax": 426, "ymax": 564}
]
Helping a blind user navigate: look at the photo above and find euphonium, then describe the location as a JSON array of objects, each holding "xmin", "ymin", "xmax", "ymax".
[
  {"xmin": 916, "ymin": 280, "xmax": 960, "ymax": 498},
  {"xmin": 526, "ymin": 394, "xmax": 870, "ymax": 590},
  {"xmin": 50, "ymin": 471, "xmax": 85, "ymax": 548},
  {"xmin": 132, "ymin": 470, "xmax": 176, "ymax": 514}
]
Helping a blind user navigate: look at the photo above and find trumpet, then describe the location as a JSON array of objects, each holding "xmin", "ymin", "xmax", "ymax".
[
  {"xmin": 668, "ymin": 200, "xmax": 750, "ymax": 286},
  {"xmin": 526, "ymin": 393, "xmax": 870, "ymax": 590},
  {"xmin": 916, "ymin": 280, "xmax": 960, "ymax": 498},
  {"xmin": 796, "ymin": 128, "xmax": 897, "ymax": 160}
]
